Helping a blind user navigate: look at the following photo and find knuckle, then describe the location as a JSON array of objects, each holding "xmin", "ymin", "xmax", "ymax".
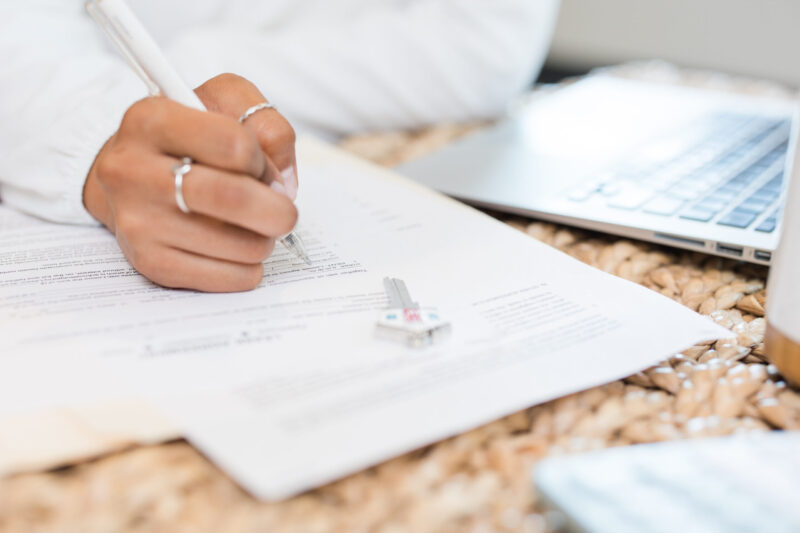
[
  {"xmin": 223, "ymin": 129, "xmax": 259, "ymax": 171},
  {"xmin": 275, "ymin": 203, "xmax": 299, "ymax": 236},
  {"xmin": 138, "ymin": 251, "xmax": 183, "ymax": 289},
  {"xmin": 196, "ymin": 74, "xmax": 254, "ymax": 111},
  {"xmin": 120, "ymin": 103, "xmax": 143, "ymax": 131},
  {"xmin": 131, "ymin": 248, "xmax": 164, "ymax": 283},
  {"xmin": 122, "ymin": 98, "xmax": 162, "ymax": 133},
  {"xmin": 213, "ymin": 72, "xmax": 247, "ymax": 87},
  {"xmin": 244, "ymin": 237, "xmax": 274, "ymax": 263},
  {"xmin": 239, "ymin": 264, "xmax": 264, "ymax": 291},
  {"xmin": 133, "ymin": 251, "xmax": 156, "ymax": 278},
  {"xmin": 262, "ymin": 237, "xmax": 276, "ymax": 260},
  {"xmin": 97, "ymin": 145, "xmax": 141, "ymax": 187},
  {"xmin": 281, "ymin": 121, "xmax": 297, "ymax": 144},
  {"xmin": 214, "ymin": 179, "xmax": 251, "ymax": 212},
  {"xmin": 95, "ymin": 150, "xmax": 125, "ymax": 184},
  {"xmin": 115, "ymin": 210, "xmax": 146, "ymax": 238},
  {"xmin": 261, "ymin": 120, "xmax": 296, "ymax": 147}
]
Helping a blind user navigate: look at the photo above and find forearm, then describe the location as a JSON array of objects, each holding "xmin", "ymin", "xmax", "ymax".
[{"xmin": 0, "ymin": 0, "xmax": 558, "ymax": 223}]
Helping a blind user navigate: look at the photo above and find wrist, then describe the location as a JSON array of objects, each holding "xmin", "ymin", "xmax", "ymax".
[{"xmin": 83, "ymin": 136, "xmax": 116, "ymax": 230}]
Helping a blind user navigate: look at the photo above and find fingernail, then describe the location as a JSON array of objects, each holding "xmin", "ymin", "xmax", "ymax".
[
  {"xmin": 281, "ymin": 167, "xmax": 298, "ymax": 201},
  {"xmin": 270, "ymin": 180, "xmax": 287, "ymax": 196}
]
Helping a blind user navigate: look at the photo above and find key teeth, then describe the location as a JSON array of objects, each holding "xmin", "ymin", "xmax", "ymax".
[
  {"xmin": 383, "ymin": 277, "xmax": 403, "ymax": 308},
  {"xmin": 384, "ymin": 277, "xmax": 419, "ymax": 309},
  {"xmin": 383, "ymin": 277, "xmax": 419, "ymax": 310}
]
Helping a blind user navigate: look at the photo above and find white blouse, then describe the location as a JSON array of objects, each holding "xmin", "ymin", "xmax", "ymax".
[{"xmin": 0, "ymin": 0, "xmax": 558, "ymax": 224}]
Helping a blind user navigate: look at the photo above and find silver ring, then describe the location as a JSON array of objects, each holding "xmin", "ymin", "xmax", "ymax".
[
  {"xmin": 238, "ymin": 102, "xmax": 277, "ymax": 124},
  {"xmin": 173, "ymin": 157, "xmax": 192, "ymax": 214}
]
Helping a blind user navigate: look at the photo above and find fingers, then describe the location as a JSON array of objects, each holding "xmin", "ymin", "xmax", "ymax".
[
  {"xmin": 107, "ymin": 158, "xmax": 280, "ymax": 292},
  {"xmin": 174, "ymin": 158, "xmax": 299, "ymax": 238},
  {"xmin": 195, "ymin": 74, "xmax": 298, "ymax": 199},
  {"xmin": 248, "ymin": 111, "xmax": 298, "ymax": 199},
  {"xmin": 195, "ymin": 73, "xmax": 263, "ymax": 116},
  {"xmin": 104, "ymin": 151, "xmax": 297, "ymax": 238},
  {"xmin": 133, "ymin": 246, "xmax": 265, "ymax": 293},
  {"xmin": 95, "ymin": 75, "xmax": 302, "ymax": 293},
  {"xmin": 120, "ymin": 97, "xmax": 267, "ymax": 180},
  {"xmin": 157, "ymin": 211, "xmax": 275, "ymax": 265}
]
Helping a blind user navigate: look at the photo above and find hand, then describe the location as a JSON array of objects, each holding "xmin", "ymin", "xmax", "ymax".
[
  {"xmin": 83, "ymin": 74, "xmax": 298, "ymax": 292},
  {"xmin": 195, "ymin": 74, "xmax": 298, "ymax": 200}
]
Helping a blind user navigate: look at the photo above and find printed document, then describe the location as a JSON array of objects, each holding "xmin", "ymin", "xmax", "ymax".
[{"xmin": 0, "ymin": 138, "xmax": 730, "ymax": 499}]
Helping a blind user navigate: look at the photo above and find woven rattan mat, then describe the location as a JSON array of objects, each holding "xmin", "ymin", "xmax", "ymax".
[{"xmin": 2, "ymin": 63, "xmax": 799, "ymax": 533}]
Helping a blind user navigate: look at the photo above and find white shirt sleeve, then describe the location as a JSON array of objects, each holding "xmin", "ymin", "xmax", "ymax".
[
  {"xmin": 0, "ymin": 3, "xmax": 146, "ymax": 225},
  {"xmin": 167, "ymin": 0, "xmax": 560, "ymax": 138},
  {"xmin": 0, "ymin": 0, "xmax": 558, "ymax": 226}
]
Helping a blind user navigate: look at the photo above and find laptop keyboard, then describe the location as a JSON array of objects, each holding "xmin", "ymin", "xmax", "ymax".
[{"xmin": 568, "ymin": 113, "xmax": 790, "ymax": 232}]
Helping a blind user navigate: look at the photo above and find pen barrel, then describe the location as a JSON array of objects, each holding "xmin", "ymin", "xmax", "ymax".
[
  {"xmin": 765, "ymin": 113, "xmax": 800, "ymax": 385},
  {"xmin": 86, "ymin": 0, "xmax": 206, "ymax": 110}
]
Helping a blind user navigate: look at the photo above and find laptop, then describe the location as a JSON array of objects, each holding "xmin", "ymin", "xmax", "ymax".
[
  {"xmin": 398, "ymin": 76, "xmax": 797, "ymax": 264},
  {"xmin": 534, "ymin": 432, "xmax": 800, "ymax": 533}
]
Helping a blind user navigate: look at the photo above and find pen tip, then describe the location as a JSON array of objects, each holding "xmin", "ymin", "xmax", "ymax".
[{"xmin": 280, "ymin": 232, "xmax": 312, "ymax": 266}]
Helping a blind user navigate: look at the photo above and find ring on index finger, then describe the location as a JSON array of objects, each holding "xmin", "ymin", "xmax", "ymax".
[
  {"xmin": 238, "ymin": 102, "xmax": 277, "ymax": 124},
  {"xmin": 173, "ymin": 157, "xmax": 193, "ymax": 214}
]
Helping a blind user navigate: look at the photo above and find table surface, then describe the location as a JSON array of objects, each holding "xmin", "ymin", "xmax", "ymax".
[{"xmin": 2, "ymin": 63, "xmax": 799, "ymax": 533}]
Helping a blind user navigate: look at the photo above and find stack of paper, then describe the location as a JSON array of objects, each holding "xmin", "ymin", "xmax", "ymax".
[{"xmin": 0, "ymin": 138, "xmax": 729, "ymax": 499}]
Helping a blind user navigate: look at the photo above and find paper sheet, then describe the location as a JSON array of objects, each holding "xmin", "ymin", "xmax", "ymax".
[{"xmin": 0, "ymin": 137, "xmax": 730, "ymax": 498}]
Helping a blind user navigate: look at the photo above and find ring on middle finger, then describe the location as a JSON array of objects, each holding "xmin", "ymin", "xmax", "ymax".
[{"xmin": 172, "ymin": 157, "xmax": 193, "ymax": 214}]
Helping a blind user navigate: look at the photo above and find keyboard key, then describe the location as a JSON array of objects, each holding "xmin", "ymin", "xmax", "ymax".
[
  {"xmin": 678, "ymin": 179, "xmax": 712, "ymax": 195},
  {"xmin": 728, "ymin": 185, "xmax": 753, "ymax": 198},
  {"xmin": 598, "ymin": 181, "xmax": 623, "ymax": 197},
  {"xmin": 642, "ymin": 173, "xmax": 679, "ymax": 191},
  {"xmin": 567, "ymin": 176, "xmax": 612, "ymax": 201},
  {"xmin": 669, "ymin": 186, "xmax": 704, "ymax": 201},
  {"xmin": 728, "ymin": 172, "xmax": 759, "ymax": 186},
  {"xmin": 710, "ymin": 188, "xmax": 739, "ymax": 202},
  {"xmin": 755, "ymin": 209, "xmax": 780, "ymax": 233},
  {"xmin": 720, "ymin": 179, "xmax": 750, "ymax": 193},
  {"xmin": 737, "ymin": 198, "xmax": 772, "ymax": 214},
  {"xmin": 694, "ymin": 197, "xmax": 729, "ymax": 213},
  {"xmin": 762, "ymin": 173, "xmax": 785, "ymax": 192},
  {"xmin": 642, "ymin": 196, "xmax": 685, "ymax": 216},
  {"xmin": 755, "ymin": 217, "xmax": 777, "ymax": 233},
  {"xmin": 607, "ymin": 185, "xmax": 653, "ymax": 209},
  {"xmin": 749, "ymin": 189, "xmax": 778, "ymax": 203},
  {"xmin": 680, "ymin": 206, "xmax": 716, "ymax": 222},
  {"xmin": 732, "ymin": 202, "xmax": 763, "ymax": 215},
  {"xmin": 718, "ymin": 208, "xmax": 758, "ymax": 228},
  {"xmin": 568, "ymin": 186, "xmax": 597, "ymax": 202}
]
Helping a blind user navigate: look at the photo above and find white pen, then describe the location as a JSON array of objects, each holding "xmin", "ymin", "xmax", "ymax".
[{"xmin": 85, "ymin": 0, "xmax": 311, "ymax": 265}]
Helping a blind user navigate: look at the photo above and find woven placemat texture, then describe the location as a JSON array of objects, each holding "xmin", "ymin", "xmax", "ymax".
[{"xmin": 2, "ymin": 64, "xmax": 798, "ymax": 533}]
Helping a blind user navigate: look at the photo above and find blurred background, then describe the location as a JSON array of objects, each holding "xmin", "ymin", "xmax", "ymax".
[{"xmin": 541, "ymin": 0, "xmax": 800, "ymax": 87}]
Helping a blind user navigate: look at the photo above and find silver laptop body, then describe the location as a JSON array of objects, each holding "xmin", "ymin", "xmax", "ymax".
[{"xmin": 398, "ymin": 76, "xmax": 797, "ymax": 265}]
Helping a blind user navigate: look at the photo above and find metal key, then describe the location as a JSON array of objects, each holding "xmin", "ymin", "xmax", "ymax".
[
  {"xmin": 377, "ymin": 278, "xmax": 451, "ymax": 348},
  {"xmin": 384, "ymin": 277, "xmax": 419, "ymax": 309}
]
